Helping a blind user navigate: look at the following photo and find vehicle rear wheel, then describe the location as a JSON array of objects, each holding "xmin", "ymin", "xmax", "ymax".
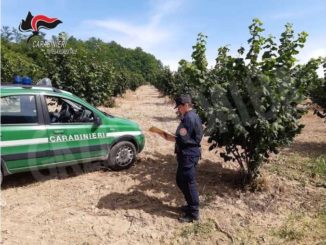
[{"xmin": 107, "ymin": 141, "xmax": 136, "ymax": 170}]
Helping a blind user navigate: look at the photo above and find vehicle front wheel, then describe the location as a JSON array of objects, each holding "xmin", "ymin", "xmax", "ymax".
[{"xmin": 107, "ymin": 141, "xmax": 137, "ymax": 170}]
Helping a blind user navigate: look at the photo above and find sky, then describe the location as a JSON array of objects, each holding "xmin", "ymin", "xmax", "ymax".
[{"xmin": 1, "ymin": 0, "xmax": 326, "ymax": 72}]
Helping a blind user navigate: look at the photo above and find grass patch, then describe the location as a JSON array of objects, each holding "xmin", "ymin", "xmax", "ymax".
[
  {"xmin": 272, "ymin": 209, "xmax": 326, "ymax": 243},
  {"xmin": 268, "ymin": 154, "xmax": 326, "ymax": 183},
  {"xmin": 179, "ymin": 219, "xmax": 215, "ymax": 239},
  {"xmin": 308, "ymin": 156, "xmax": 326, "ymax": 178},
  {"xmin": 317, "ymin": 208, "xmax": 326, "ymax": 228},
  {"xmin": 272, "ymin": 213, "xmax": 305, "ymax": 241}
]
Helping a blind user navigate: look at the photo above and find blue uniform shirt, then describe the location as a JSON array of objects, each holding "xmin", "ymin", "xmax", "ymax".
[{"xmin": 175, "ymin": 110, "xmax": 203, "ymax": 157}]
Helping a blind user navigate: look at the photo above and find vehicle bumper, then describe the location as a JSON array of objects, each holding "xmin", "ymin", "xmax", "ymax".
[{"xmin": 136, "ymin": 134, "xmax": 145, "ymax": 153}]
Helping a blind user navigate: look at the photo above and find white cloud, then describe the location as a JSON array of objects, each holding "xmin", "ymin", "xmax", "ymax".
[
  {"xmin": 84, "ymin": 0, "xmax": 183, "ymax": 51},
  {"xmin": 149, "ymin": 0, "xmax": 183, "ymax": 26},
  {"xmin": 296, "ymin": 37, "xmax": 326, "ymax": 78},
  {"xmin": 88, "ymin": 19, "xmax": 170, "ymax": 49}
]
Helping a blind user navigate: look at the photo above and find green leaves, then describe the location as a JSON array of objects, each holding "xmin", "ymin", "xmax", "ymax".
[
  {"xmin": 1, "ymin": 28, "xmax": 163, "ymax": 106},
  {"xmin": 310, "ymin": 58, "xmax": 326, "ymax": 121},
  {"xmin": 154, "ymin": 19, "xmax": 322, "ymax": 183}
]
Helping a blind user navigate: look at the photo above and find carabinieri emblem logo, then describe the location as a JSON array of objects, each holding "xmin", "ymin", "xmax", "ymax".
[{"xmin": 19, "ymin": 11, "xmax": 63, "ymax": 42}]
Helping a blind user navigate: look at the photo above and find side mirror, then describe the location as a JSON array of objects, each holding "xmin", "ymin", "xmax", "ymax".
[{"xmin": 94, "ymin": 116, "xmax": 101, "ymax": 126}]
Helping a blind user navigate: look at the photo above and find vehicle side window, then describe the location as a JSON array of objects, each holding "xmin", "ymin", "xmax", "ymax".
[
  {"xmin": 1, "ymin": 95, "xmax": 38, "ymax": 124},
  {"xmin": 45, "ymin": 96, "xmax": 95, "ymax": 124}
]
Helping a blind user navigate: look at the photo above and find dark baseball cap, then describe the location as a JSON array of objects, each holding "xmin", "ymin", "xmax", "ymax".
[{"xmin": 174, "ymin": 94, "xmax": 192, "ymax": 108}]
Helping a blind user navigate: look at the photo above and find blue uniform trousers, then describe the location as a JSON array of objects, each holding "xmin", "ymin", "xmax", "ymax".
[{"xmin": 176, "ymin": 154, "xmax": 199, "ymax": 218}]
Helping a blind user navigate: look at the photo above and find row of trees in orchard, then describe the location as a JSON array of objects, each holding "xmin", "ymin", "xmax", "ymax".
[
  {"xmin": 153, "ymin": 19, "xmax": 326, "ymax": 182},
  {"xmin": 1, "ymin": 27, "xmax": 163, "ymax": 106},
  {"xmin": 2, "ymin": 20, "xmax": 325, "ymax": 182},
  {"xmin": 310, "ymin": 62, "xmax": 326, "ymax": 120}
]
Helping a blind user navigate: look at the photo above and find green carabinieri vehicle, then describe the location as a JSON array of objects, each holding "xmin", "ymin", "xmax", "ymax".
[{"xmin": 0, "ymin": 84, "xmax": 145, "ymax": 183}]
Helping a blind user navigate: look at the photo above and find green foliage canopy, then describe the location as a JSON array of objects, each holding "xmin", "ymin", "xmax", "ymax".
[
  {"xmin": 154, "ymin": 19, "xmax": 323, "ymax": 182},
  {"xmin": 1, "ymin": 27, "xmax": 163, "ymax": 106}
]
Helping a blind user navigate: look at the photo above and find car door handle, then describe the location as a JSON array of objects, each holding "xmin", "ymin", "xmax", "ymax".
[{"xmin": 53, "ymin": 130, "xmax": 65, "ymax": 134}]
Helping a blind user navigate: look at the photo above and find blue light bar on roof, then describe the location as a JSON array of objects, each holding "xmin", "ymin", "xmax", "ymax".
[
  {"xmin": 13, "ymin": 75, "xmax": 22, "ymax": 84},
  {"xmin": 13, "ymin": 75, "xmax": 32, "ymax": 85},
  {"xmin": 22, "ymin": 76, "xmax": 32, "ymax": 85}
]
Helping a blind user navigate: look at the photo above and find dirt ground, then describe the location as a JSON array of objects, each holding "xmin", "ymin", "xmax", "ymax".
[{"xmin": 1, "ymin": 85, "xmax": 326, "ymax": 244}]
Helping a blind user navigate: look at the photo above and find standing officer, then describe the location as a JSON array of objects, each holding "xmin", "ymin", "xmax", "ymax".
[{"xmin": 174, "ymin": 94, "xmax": 203, "ymax": 222}]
